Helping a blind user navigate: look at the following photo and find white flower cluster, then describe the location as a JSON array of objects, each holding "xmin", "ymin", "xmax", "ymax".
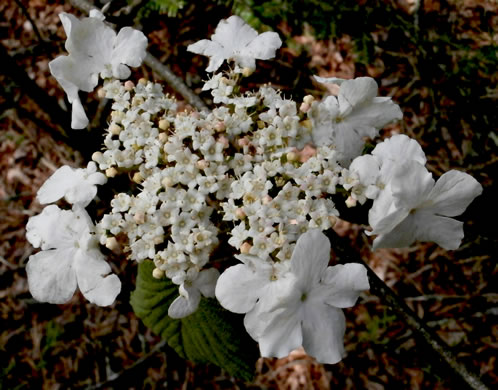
[{"xmin": 27, "ymin": 13, "xmax": 483, "ymax": 365}]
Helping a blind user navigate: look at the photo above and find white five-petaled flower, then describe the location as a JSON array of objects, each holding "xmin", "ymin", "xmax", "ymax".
[
  {"xmin": 37, "ymin": 162, "xmax": 107, "ymax": 207},
  {"xmin": 49, "ymin": 10, "xmax": 147, "ymax": 129},
  {"xmin": 310, "ymin": 77, "xmax": 403, "ymax": 165},
  {"xmin": 215, "ymin": 229, "xmax": 369, "ymax": 364},
  {"xmin": 187, "ymin": 15, "xmax": 282, "ymax": 73},
  {"xmin": 26, "ymin": 205, "xmax": 121, "ymax": 306},
  {"xmin": 368, "ymin": 160, "xmax": 483, "ymax": 250}
]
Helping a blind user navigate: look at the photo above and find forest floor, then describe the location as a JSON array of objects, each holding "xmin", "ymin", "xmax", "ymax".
[{"xmin": 1, "ymin": 0, "xmax": 496, "ymax": 389}]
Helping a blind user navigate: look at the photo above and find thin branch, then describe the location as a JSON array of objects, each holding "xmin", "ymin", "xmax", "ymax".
[
  {"xmin": 326, "ymin": 230, "xmax": 489, "ymax": 390},
  {"xmin": 68, "ymin": 0, "xmax": 208, "ymax": 112},
  {"xmin": 14, "ymin": 0, "xmax": 45, "ymax": 43}
]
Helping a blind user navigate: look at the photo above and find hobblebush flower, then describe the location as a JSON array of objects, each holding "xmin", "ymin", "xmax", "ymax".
[
  {"xmin": 310, "ymin": 77, "xmax": 403, "ymax": 165},
  {"xmin": 49, "ymin": 9, "xmax": 147, "ymax": 129},
  {"xmin": 37, "ymin": 162, "xmax": 107, "ymax": 207},
  {"xmin": 26, "ymin": 11, "xmax": 485, "ymax": 374},
  {"xmin": 216, "ymin": 230, "xmax": 369, "ymax": 364},
  {"xmin": 187, "ymin": 15, "xmax": 282, "ymax": 72},
  {"xmin": 26, "ymin": 205, "xmax": 121, "ymax": 306},
  {"xmin": 368, "ymin": 161, "xmax": 483, "ymax": 250}
]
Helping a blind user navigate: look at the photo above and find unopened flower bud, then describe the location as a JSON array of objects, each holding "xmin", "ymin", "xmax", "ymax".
[
  {"xmin": 132, "ymin": 172, "xmax": 143, "ymax": 184},
  {"xmin": 217, "ymin": 135, "xmax": 229, "ymax": 148},
  {"xmin": 286, "ymin": 151, "xmax": 299, "ymax": 162},
  {"xmin": 152, "ymin": 268, "xmax": 165, "ymax": 279},
  {"xmin": 105, "ymin": 237, "xmax": 119, "ymax": 252},
  {"xmin": 106, "ymin": 167, "xmax": 118, "ymax": 178},
  {"xmin": 197, "ymin": 159, "xmax": 209, "ymax": 170},
  {"xmin": 328, "ymin": 215, "xmax": 338, "ymax": 227},
  {"xmin": 262, "ymin": 195, "xmax": 272, "ymax": 205},
  {"xmin": 238, "ymin": 137, "xmax": 249, "ymax": 147},
  {"xmin": 158, "ymin": 119, "xmax": 169, "ymax": 130},
  {"xmin": 345, "ymin": 196, "xmax": 357, "ymax": 208},
  {"xmin": 109, "ymin": 123, "xmax": 121, "ymax": 135},
  {"xmin": 299, "ymin": 144, "xmax": 317, "ymax": 163},
  {"xmin": 161, "ymin": 176, "xmax": 173, "ymax": 188},
  {"xmin": 242, "ymin": 67, "xmax": 254, "ymax": 77},
  {"xmin": 257, "ymin": 120, "xmax": 265, "ymax": 129},
  {"xmin": 97, "ymin": 88, "xmax": 106, "ymax": 98},
  {"xmin": 134, "ymin": 212, "xmax": 145, "ymax": 224},
  {"xmin": 158, "ymin": 133, "xmax": 168, "ymax": 143},
  {"xmin": 92, "ymin": 151, "xmax": 103, "ymax": 162},
  {"xmin": 235, "ymin": 208, "xmax": 246, "ymax": 220},
  {"xmin": 303, "ymin": 95, "xmax": 314, "ymax": 105},
  {"xmin": 138, "ymin": 77, "xmax": 147, "ymax": 85},
  {"xmin": 124, "ymin": 80, "xmax": 135, "ymax": 90},
  {"xmin": 240, "ymin": 242, "xmax": 252, "ymax": 254},
  {"xmin": 215, "ymin": 121, "xmax": 226, "ymax": 132},
  {"xmin": 299, "ymin": 102, "xmax": 310, "ymax": 113}
]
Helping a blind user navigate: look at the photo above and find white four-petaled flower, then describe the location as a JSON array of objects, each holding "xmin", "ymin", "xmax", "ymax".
[
  {"xmin": 187, "ymin": 15, "xmax": 282, "ymax": 72},
  {"xmin": 26, "ymin": 205, "xmax": 121, "ymax": 306},
  {"xmin": 215, "ymin": 230, "xmax": 369, "ymax": 364},
  {"xmin": 49, "ymin": 10, "xmax": 147, "ymax": 129}
]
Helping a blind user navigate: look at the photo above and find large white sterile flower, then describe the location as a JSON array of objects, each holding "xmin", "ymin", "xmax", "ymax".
[
  {"xmin": 187, "ymin": 15, "xmax": 282, "ymax": 72},
  {"xmin": 49, "ymin": 10, "xmax": 147, "ymax": 129},
  {"xmin": 216, "ymin": 230, "xmax": 369, "ymax": 364},
  {"xmin": 310, "ymin": 77, "xmax": 403, "ymax": 165},
  {"xmin": 26, "ymin": 205, "xmax": 121, "ymax": 306},
  {"xmin": 37, "ymin": 162, "xmax": 107, "ymax": 207},
  {"xmin": 168, "ymin": 268, "xmax": 220, "ymax": 319},
  {"xmin": 369, "ymin": 161, "xmax": 483, "ymax": 250}
]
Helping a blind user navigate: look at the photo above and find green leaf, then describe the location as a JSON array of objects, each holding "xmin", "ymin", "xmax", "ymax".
[{"xmin": 130, "ymin": 260, "xmax": 259, "ymax": 381}]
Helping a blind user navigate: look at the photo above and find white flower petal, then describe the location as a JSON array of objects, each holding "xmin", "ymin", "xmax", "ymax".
[
  {"xmin": 301, "ymin": 304, "xmax": 346, "ymax": 364},
  {"xmin": 242, "ymin": 31, "xmax": 282, "ymax": 60},
  {"xmin": 75, "ymin": 249, "xmax": 121, "ymax": 306},
  {"xmin": 372, "ymin": 214, "xmax": 417, "ymax": 249},
  {"xmin": 338, "ymin": 77, "xmax": 378, "ymax": 116},
  {"xmin": 290, "ymin": 230, "xmax": 330, "ymax": 286},
  {"xmin": 26, "ymin": 205, "xmax": 63, "ymax": 249},
  {"xmin": 26, "ymin": 248, "xmax": 78, "ymax": 304},
  {"xmin": 320, "ymin": 263, "xmax": 369, "ymax": 308},
  {"xmin": 247, "ymin": 305, "xmax": 303, "ymax": 358},
  {"xmin": 37, "ymin": 166, "xmax": 81, "ymax": 204},
  {"xmin": 372, "ymin": 134, "xmax": 427, "ymax": 168},
  {"xmin": 168, "ymin": 286, "xmax": 201, "ymax": 318},
  {"xmin": 414, "ymin": 212, "xmax": 465, "ymax": 250},
  {"xmin": 215, "ymin": 263, "xmax": 271, "ymax": 314},
  {"xmin": 427, "ymin": 170, "xmax": 483, "ymax": 217},
  {"xmin": 112, "ymin": 27, "xmax": 148, "ymax": 76},
  {"xmin": 194, "ymin": 268, "xmax": 220, "ymax": 298},
  {"xmin": 390, "ymin": 161, "xmax": 434, "ymax": 210},
  {"xmin": 314, "ymin": 76, "xmax": 346, "ymax": 85}
]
